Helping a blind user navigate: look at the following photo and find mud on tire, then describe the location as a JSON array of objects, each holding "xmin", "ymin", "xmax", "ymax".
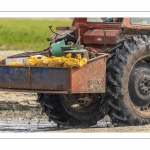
[{"xmin": 106, "ymin": 35, "xmax": 150, "ymax": 126}]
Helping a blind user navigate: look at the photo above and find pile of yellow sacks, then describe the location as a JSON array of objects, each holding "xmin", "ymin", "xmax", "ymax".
[{"xmin": 7, "ymin": 53, "xmax": 87, "ymax": 68}]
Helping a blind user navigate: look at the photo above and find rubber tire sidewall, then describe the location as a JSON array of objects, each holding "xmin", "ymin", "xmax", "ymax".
[{"xmin": 120, "ymin": 45, "xmax": 150, "ymax": 123}]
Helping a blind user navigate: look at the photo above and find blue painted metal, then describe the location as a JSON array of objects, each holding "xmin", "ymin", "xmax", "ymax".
[
  {"xmin": 0, "ymin": 66, "xmax": 30, "ymax": 89},
  {"xmin": 31, "ymin": 67, "xmax": 70, "ymax": 90},
  {"xmin": 0, "ymin": 66, "xmax": 70, "ymax": 91}
]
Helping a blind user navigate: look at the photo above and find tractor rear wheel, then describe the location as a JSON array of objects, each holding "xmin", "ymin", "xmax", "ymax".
[
  {"xmin": 37, "ymin": 93, "xmax": 106, "ymax": 127},
  {"xmin": 106, "ymin": 35, "xmax": 150, "ymax": 126}
]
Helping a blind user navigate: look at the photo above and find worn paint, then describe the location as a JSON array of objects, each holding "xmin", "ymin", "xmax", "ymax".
[
  {"xmin": 0, "ymin": 66, "xmax": 30, "ymax": 89},
  {"xmin": 0, "ymin": 66, "xmax": 70, "ymax": 91},
  {"xmin": 31, "ymin": 67, "xmax": 70, "ymax": 90},
  {"xmin": 121, "ymin": 18, "xmax": 150, "ymax": 30},
  {"xmin": 71, "ymin": 54, "xmax": 108, "ymax": 93},
  {"xmin": 70, "ymin": 18, "xmax": 122, "ymax": 51},
  {"xmin": 83, "ymin": 29, "xmax": 122, "ymax": 45},
  {"xmin": 0, "ymin": 54, "xmax": 108, "ymax": 93}
]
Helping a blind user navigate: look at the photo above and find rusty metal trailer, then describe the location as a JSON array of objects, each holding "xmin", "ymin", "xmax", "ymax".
[{"xmin": 0, "ymin": 54, "xmax": 107, "ymax": 94}]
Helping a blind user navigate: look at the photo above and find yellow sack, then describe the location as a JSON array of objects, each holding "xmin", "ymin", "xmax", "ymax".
[
  {"xmin": 48, "ymin": 56, "xmax": 66, "ymax": 67},
  {"xmin": 63, "ymin": 53, "xmax": 87, "ymax": 68},
  {"xmin": 36, "ymin": 59, "xmax": 44, "ymax": 66},
  {"xmin": 36, "ymin": 56, "xmax": 51, "ymax": 66},
  {"xmin": 63, "ymin": 58, "xmax": 81, "ymax": 68},
  {"xmin": 79, "ymin": 58, "xmax": 87, "ymax": 67},
  {"xmin": 76, "ymin": 53, "xmax": 82, "ymax": 60},
  {"xmin": 7, "ymin": 62, "xmax": 22, "ymax": 66},
  {"xmin": 23, "ymin": 56, "xmax": 37, "ymax": 66},
  {"xmin": 66, "ymin": 53, "xmax": 72, "ymax": 58},
  {"xmin": 42, "ymin": 58, "xmax": 51, "ymax": 66}
]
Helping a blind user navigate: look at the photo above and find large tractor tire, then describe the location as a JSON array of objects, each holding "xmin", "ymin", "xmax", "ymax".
[
  {"xmin": 106, "ymin": 35, "xmax": 150, "ymax": 126},
  {"xmin": 37, "ymin": 93, "xmax": 107, "ymax": 127}
]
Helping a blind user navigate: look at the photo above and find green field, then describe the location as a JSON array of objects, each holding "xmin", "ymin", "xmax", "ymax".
[{"xmin": 0, "ymin": 18, "xmax": 72, "ymax": 51}]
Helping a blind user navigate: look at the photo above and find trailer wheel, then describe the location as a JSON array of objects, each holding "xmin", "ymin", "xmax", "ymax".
[
  {"xmin": 106, "ymin": 35, "xmax": 150, "ymax": 125},
  {"xmin": 37, "ymin": 93, "xmax": 106, "ymax": 127}
]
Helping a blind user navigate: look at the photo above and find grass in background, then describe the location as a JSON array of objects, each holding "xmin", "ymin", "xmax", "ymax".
[{"xmin": 0, "ymin": 18, "xmax": 72, "ymax": 51}]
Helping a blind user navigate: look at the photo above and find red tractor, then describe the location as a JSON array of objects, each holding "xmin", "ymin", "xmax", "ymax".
[{"xmin": 1, "ymin": 17, "xmax": 150, "ymax": 127}]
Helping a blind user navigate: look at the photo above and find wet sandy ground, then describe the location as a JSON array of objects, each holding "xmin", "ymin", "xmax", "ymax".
[
  {"xmin": 1, "ymin": 51, "xmax": 150, "ymax": 133},
  {"xmin": 0, "ymin": 91, "xmax": 112, "ymax": 133},
  {"xmin": 0, "ymin": 91, "xmax": 150, "ymax": 133}
]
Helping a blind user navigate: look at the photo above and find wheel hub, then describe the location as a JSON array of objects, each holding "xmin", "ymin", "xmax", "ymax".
[
  {"xmin": 129, "ymin": 62, "xmax": 150, "ymax": 109},
  {"xmin": 62, "ymin": 93, "xmax": 100, "ymax": 112},
  {"xmin": 71, "ymin": 94, "xmax": 93, "ymax": 109},
  {"xmin": 139, "ymin": 75, "xmax": 150, "ymax": 95}
]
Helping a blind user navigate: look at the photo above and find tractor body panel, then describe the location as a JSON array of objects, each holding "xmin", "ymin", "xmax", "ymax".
[{"xmin": 121, "ymin": 18, "xmax": 150, "ymax": 30}]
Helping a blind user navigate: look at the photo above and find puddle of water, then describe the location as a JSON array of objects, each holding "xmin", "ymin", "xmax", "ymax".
[{"xmin": 0, "ymin": 109, "xmax": 112, "ymax": 132}]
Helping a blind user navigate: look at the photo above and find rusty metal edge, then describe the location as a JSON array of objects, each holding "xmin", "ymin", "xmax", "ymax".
[
  {"xmin": 87, "ymin": 53, "xmax": 108, "ymax": 63},
  {"xmin": 71, "ymin": 91, "xmax": 106, "ymax": 94},
  {"xmin": 0, "ymin": 88, "xmax": 70, "ymax": 94},
  {"xmin": 0, "ymin": 88, "xmax": 106, "ymax": 94},
  {"xmin": 69, "ymin": 67, "xmax": 72, "ymax": 93},
  {"xmin": 1, "ymin": 54, "xmax": 108, "ymax": 68},
  {"xmin": 121, "ymin": 18, "xmax": 150, "ymax": 30}
]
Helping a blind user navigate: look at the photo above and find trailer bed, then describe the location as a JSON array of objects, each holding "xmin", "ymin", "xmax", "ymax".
[{"xmin": 0, "ymin": 54, "xmax": 108, "ymax": 94}]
